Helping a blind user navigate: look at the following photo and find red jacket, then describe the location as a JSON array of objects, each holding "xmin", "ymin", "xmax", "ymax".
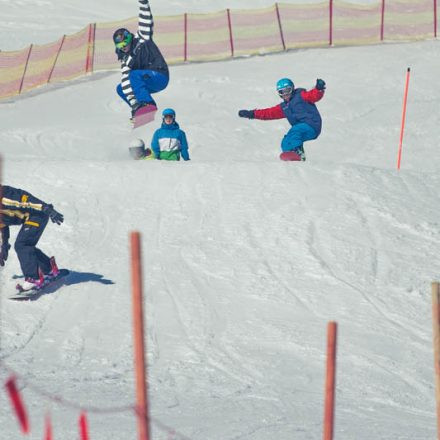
[{"xmin": 254, "ymin": 88, "xmax": 324, "ymax": 120}]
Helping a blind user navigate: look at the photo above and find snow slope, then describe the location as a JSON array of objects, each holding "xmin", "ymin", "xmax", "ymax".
[{"xmin": 1, "ymin": 1, "xmax": 440, "ymax": 439}]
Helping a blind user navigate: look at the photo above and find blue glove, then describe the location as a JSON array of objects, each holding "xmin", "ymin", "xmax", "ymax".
[
  {"xmin": 238, "ymin": 110, "xmax": 255, "ymax": 119},
  {"xmin": 316, "ymin": 79, "xmax": 326, "ymax": 90},
  {"xmin": 43, "ymin": 204, "xmax": 64, "ymax": 225}
]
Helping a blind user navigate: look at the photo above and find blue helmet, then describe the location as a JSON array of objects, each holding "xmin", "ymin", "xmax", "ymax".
[
  {"xmin": 276, "ymin": 78, "xmax": 294, "ymax": 91},
  {"xmin": 162, "ymin": 108, "xmax": 176, "ymax": 118}
]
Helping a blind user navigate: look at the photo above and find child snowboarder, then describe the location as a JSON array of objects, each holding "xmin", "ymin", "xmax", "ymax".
[
  {"xmin": 0, "ymin": 185, "xmax": 64, "ymax": 291},
  {"xmin": 113, "ymin": 0, "xmax": 169, "ymax": 119},
  {"xmin": 238, "ymin": 77, "xmax": 326, "ymax": 161},
  {"xmin": 151, "ymin": 108, "xmax": 190, "ymax": 161}
]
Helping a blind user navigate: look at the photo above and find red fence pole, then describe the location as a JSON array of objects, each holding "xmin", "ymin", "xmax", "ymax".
[
  {"xmin": 227, "ymin": 9, "xmax": 235, "ymax": 57},
  {"xmin": 397, "ymin": 67, "xmax": 411, "ymax": 170},
  {"xmin": 323, "ymin": 322, "xmax": 337, "ymax": 440},
  {"xmin": 381, "ymin": 0, "xmax": 386, "ymax": 41},
  {"xmin": 85, "ymin": 23, "xmax": 96, "ymax": 74},
  {"xmin": 275, "ymin": 3, "xmax": 286, "ymax": 51},
  {"xmin": 329, "ymin": 0, "xmax": 333, "ymax": 45},
  {"xmin": 131, "ymin": 231, "xmax": 150, "ymax": 440},
  {"xmin": 48, "ymin": 35, "xmax": 65, "ymax": 84},
  {"xmin": 184, "ymin": 13, "xmax": 188, "ymax": 62},
  {"xmin": 18, "ymin": 44, "xmax": 33, "ymax": 95}
]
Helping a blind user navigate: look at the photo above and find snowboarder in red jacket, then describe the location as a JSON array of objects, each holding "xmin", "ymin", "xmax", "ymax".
[{"xmin": 238, "ymin": 78, "xmax": 326, "ymax": 161}]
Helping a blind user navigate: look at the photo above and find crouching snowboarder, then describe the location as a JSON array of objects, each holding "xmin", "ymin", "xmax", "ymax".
[
  {"xmin": 0, "ymin": 185, "xmax": 64, "ymax": 291},
  {"xmin": 151, "ymin": 108, "xmax": 190, "ymax": 161},
  {"xmin": 113, "ymin": 0, "xmax": 169, "ymax": 119},
  {"xmin": 238, "ymin": 78, "xmax": 326, "ymax": 161}
]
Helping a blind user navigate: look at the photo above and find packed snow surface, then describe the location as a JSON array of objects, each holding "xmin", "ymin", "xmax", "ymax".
[{"xmin": 1, "ymin": 0, "xmax": 440, "ymax": 439}]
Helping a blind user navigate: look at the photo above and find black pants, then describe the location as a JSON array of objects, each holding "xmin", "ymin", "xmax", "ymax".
[{"xmin": 14, "ymin": 213, "xmax": 51, "ymax": 279}]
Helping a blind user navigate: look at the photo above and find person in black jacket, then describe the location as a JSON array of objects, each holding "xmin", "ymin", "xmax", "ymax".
[
  {"xmin": 113, "ymin": 0, "xmax": 169, "ymax": 118},
  {"xmin": 0, "ymin": 185, "xmax": 63, "ymax": 291}
]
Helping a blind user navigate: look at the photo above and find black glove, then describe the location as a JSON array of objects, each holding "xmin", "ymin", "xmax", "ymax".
[
  {"xmin": 238, "ymin": 110, "xmax": 255, "ymax": 119},
  {"xmin": 0, "ymin": 242, "xmax": 10, "ymax": 267},
  {"xmin": 316, "ymin": 79, "xmax": 326, "ymax": 90},
  {"xmin": 43, "ymin": 204, "xmax": 64, "ymax": 225}
]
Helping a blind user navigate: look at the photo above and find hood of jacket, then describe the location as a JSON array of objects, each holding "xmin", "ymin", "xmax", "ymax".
[{"xmin": 161, "ymin": 121, "xmax": 180, "ymax": 130}]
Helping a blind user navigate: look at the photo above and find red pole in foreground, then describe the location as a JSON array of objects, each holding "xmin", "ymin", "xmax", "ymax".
[
  {"xmin": 131, "ymin": 231, "xmax": 150, "ymax": 440},
  {"xmin": 45, "ymin": 413, "xmax": 53, "ymax": 440},
  {"xmin": 5, "ymin": 376, "xmax": 30, "ymax": 434},
  {"xmin": 397, "ymin": 67, "xmax": 411, "ymax": 170},
  {"xmin": 323, "ymin": 322, "xmax": 337, "ymax": 440},
  {"xmin": 79, "ymin": 412, "xmax": 89, "ymax": 440}
]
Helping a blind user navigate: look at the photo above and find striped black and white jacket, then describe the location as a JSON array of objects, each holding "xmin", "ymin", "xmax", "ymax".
[{"xmin": 117, "ymin": 0, "xmax": 169, "ymax": 107}]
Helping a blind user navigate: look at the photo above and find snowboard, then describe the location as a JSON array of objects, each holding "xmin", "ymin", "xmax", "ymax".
[
  {"xmin": 9, "ymin": 269, "xmax": 70, "ymax": 300},
  {"xmin": 132, "ymin": 104, "xmax": 157, "ymax": 129},
  {"xmin": 279, "ymin": 151, "xmax": 303, "ymax": 161}
]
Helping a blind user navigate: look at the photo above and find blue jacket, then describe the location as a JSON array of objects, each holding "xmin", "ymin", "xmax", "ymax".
[
  {"xmin": 151, "ymin": 121, "xmax": 190, "ymax": 161},
  {"xmin": 281, "ymin": 88, "xmax": 322, "ymax": 136}
]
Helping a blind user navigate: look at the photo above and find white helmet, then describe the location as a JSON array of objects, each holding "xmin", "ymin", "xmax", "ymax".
[{"xmin": 129, "ymin": 138, "xmax": 146, "ymax": 159}]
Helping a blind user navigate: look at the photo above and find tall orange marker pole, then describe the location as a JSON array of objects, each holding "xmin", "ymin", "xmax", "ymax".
[
  {"xmin": 397, "ymin": 67, "xmax": 411, "ymax": 170},
  {"xmin": 432, "ymin": 282, "xmax": 440, "ymax": 440},
  {"xmin": 131, "ymin": 232, "xmax": 150, "ymax": 440},
  {"xmin": 323, "ymin": 321, "xmax": 337, "ymax": 440}
]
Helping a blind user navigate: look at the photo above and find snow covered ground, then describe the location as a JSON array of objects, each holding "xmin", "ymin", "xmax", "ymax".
[{"xmin": 1, "ymin": 1, "xmax": 440, "ymax": 439}]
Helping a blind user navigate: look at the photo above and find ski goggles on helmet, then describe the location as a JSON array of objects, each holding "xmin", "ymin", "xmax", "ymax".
[
  {"xmin": 278, "ymin": 86, "xmax": 293, "ymax": 98},
  {"xmin": 114, "ymin": 30, "xmax": 133, "ymax": 49}
]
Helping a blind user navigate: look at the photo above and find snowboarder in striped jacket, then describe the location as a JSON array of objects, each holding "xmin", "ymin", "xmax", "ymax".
[{"xmin": 113, "ymin": 0, "xmax": 169, "ymax": 118}]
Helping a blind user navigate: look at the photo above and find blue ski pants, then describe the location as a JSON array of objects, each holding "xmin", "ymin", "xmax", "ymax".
[
  {"xmin": 281, "ymin": 123, "xmax": 318, "ymax": 152},
  {"xmin": 117, "ymin": 70, "xmax": 169, "ymax": 106},
  {"xmin": 14, "ymin": 212, "xmax": 51, "ymax": 278}
]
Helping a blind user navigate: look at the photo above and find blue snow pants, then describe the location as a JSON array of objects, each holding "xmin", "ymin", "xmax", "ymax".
[
  {"xmin": 14, "ymin": 212, "xmax": 51, "ymax": 279},
  {"xmin": 116, "ymin": 70, "xmax": 169, "ymax": 106},
  {"xmin": 281, "ymin": 123, "xmax": 318, "ymax": 152}
]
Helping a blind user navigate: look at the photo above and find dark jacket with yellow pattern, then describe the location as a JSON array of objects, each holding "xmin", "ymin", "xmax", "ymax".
[{"xmin": 0, "ymin": 185, "xmax": 48, "ymax": 243}]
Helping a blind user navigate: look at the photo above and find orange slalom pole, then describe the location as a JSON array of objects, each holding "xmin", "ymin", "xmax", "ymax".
[
  {"xmin": 397, "ymin": 67, "xmax": 411, "ymax": 170},
  {"xmin": 323, "ymin": 322, "xmax": 337, "ymax": 440},
  {"xmin": 131, "ymin": 231, "xmax": 150, "ymax": 440},
  {"xmin": 432, "ymin": 282, "xmax": 440, "ymax": 440}
]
